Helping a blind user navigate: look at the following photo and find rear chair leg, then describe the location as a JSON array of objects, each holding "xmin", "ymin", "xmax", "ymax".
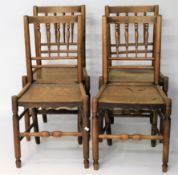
[
  {"xmin": 151, "ymin": 111, "xmax": 157, "ymax": 147},
  {"xmin": 162, "ymin": 99, "xmax": 171, "ymax": 172},
  {"xmin": 87, "ymin": 91, "xmax": 91, "ymax": 136},
  {"xmin": 98, "ymin": 109, "xmax": 104, "ymax": 143},
  {"xmin": 159, "ymin": 115, "xmax": 164, "ymax": 143},
  {"xmin": 92, "ymin": 98, "xmax": 99, "ymax": 170},
  {"xmin": 78, "ymin": 110, "xmax": 83, "ymax": 145},
  {"xmin": 12, "ymin": 96, "xmax": 21, "ymax": 168},
  {"xmin": 32, "ymin": 108, "xmax": 40, "ymax": 144},
  {"xmin": 105, "ymin": 110, "xmax": 112, "ymax": 146},
  {"xmin": 42, "ymin": 113, "xmax": 47, "ymax": 123},
  {"xmin": 163, "ymin": 76, "xmax": 168, "ymax": 96},
  {"xmin": 82, "ymin": 96, "xmax": 89, "ymax": 168},
  {"xmin": 24, "ymin": 108, "xmax": 31, "ymax": 141},
  {"xmin": 110, "ymin": 109, "xmax": 114, "ymax": 124}
]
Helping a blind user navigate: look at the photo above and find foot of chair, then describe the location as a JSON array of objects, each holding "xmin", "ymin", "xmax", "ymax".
[
  {"xmin": 35, "ymin": 137, "xmax": 40, "ymax": 144},
  {"xmin": 84, "ymin": 159, "xmax": 89, "ymax": 169},
  {"xmin": 107, "ymin": 139, "xmax": 112, "ymax": 146},
  {"xmin": 99, "ymin": 138, "xmax": 103, "ymax": 142},
  {"xmin": 150, "ymin": 116, "xmax": 152, "ymax": 124},
  {"xmin": 151, "ymin": 140, "xmax": 156, "ymax": 147},
  {"xmin": 78, "ymin": 136, "xmax": 82, "ymax": 145},
  {"xmin": 162, "ymin": 163, "xmax": 168, "ymax": 172},
  {"xmin": 42, "ymin": 114, "xmax": 47, "ymax": 123},
  {"xmin": 26, "ymin": 136, "xmax": 31, "ymax": 142},
  {"xmin": 111, "ymin": 116, "xmax": 114, "ymax": 124},
  {"xmin": 93, "ymin": 161, "xmax": 99, "ymax": 170},
  {"xmin": 151, "ymin": 111, "xmax": 157, "ymax": 147},
  {"xmin": 15, "ymin": 160, "xmax": 21, "ymax": 168}
]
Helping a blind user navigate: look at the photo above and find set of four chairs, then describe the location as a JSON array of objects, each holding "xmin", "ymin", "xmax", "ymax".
[{"xmin": 12, "ymin": 5, "xmax": 172, "ymax": 172}]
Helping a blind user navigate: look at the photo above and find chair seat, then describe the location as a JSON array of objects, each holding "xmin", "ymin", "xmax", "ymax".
[
  {"xmin": 18, "ymin": 83, "xmax": 83, "ymax": 107},
  {"xmin": 109, "ymin": 69, "xmax": 154, "ymax": 83},
  {"xmin": 98, "ymin": 84, "xmax": 165, "ymax": 106}
]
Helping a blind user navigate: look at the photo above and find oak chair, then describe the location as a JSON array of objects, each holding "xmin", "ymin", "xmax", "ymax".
[
  {"xmin": 98, "ymin": 5, "xmax": 169, "ymax": 144},
  {"xmin": 99, "ymin": 5, "xmax": 168, "ymax": 93},
  {"xmin": 92, "ymin": 15, "xmax": 172, "ymax": 172},
  {"xmin": 22, "ymin": 5, "xmax": 90, "ymax": 144},
  {"xmin": 12, "ymin": 15, "xmax": 89, "ymax": 168}
]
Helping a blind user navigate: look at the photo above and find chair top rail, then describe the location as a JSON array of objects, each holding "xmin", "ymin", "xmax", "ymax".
[
  {"xmin": 34, "ymin": 5, "xmax": 83, "ymax": 13},
  {"xmin": 106, "ymin": 5, "xmax": 159, "ymax": 13},
  {"xmin": 27, "ymin": 15, "xmax": 78, "ymax": 24}
]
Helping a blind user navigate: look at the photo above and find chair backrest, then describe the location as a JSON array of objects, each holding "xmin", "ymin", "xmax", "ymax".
[
  {"xmin": 105, "ymin": 5, "xmax": 159, "ymax": 67},
  {"xmin": 102, "ymin": 15, "xmax": 162, "ymax": 85},
  {"xmin": 24, "ymin": 15, "xmax": 84, "ymax": 83},
  {"xmin": 33, "ymin": 5, "xmax": 86, "ymax": 67}
]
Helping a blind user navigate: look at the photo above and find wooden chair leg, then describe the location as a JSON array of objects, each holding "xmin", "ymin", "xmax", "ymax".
[
  {"xmin": 162, "ymin": 117, "xmax": 171, "ymax": 172},
  {"xmin": 92, "ymin": 112, "xmax": 99, "ymax": 170},
  {"xmin": 32, "ymin": 108, "xmax": 40, "ymax": 144},
  {"xmin": 159, "ymin": 116, "xmax": 164, "ymax": 143},
  {"xmin": 87, "ymin": 91, "xmax": 91, "ymax": 137},
  {"xmin": 12, "ymin": 96, "xmax": 21, "ymax": 168},
  {"xmin": 78, "ymin": 110, "xmax": 82, "ymax": 145},
  {"xmin": 82, "ymin": 97, "xmax": 89, "ymax": 169},
  {"xmin": 162, "ymin": 76, "xmax": 169, "ymax": 95},
  {"xmin": 24, "ymin": 108, "xmax": 31, "ymax": 141},
  {"xmin": 105, "ymin": 110, "xmax": 112, "ymax": 146},
  {"xmin": 110, "ymin": 114, "xmax": 114, "ymax": 124},
  {"xmin": 151, "ymin": 111, "xmax": 157, "ymax": 147},
  {"xmin": 22, "ymin": 76, "xmax": 31, "ymax": 141},
  {"xmin": 42, "ymin": 113, "xmax": 47, "ymax": 123},
  {"xmin": 86, "ymin": 76, "xmax": 91, "ymax": 118},
  {"xmin": 162, "ymin": 99, "xmax": 171, "ymax": 172},
  {"xmin": 98, "ymin": 109, "xmax": 104, "ymax": 143},
  {"xmin": 98, "ymin": 76, "xmax": 103, "ymax": 89},
  {"xmin": 92, "ymin": 98, "xmax": 99, "ymax": 170}
]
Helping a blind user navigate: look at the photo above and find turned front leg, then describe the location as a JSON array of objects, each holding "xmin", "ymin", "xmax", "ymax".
[
  {"xmin": 82, "ymin": 96, "xmax": 89, "ymax": 168},
  {"xmin": 162, "ymin": 99, "xmax": 171, "ymax": 172},
  {"xmin": 12, "ymin": 96, "xmax": 21, "ymax": 168},
  {"xmin": 92, "ymin": 98, "xmax": 99, "ymax": 170}
]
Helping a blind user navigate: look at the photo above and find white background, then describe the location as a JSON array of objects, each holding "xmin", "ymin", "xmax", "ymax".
[{"xmin": 0, "ymin": 0, "xmax": 178, "ymax": 174}]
